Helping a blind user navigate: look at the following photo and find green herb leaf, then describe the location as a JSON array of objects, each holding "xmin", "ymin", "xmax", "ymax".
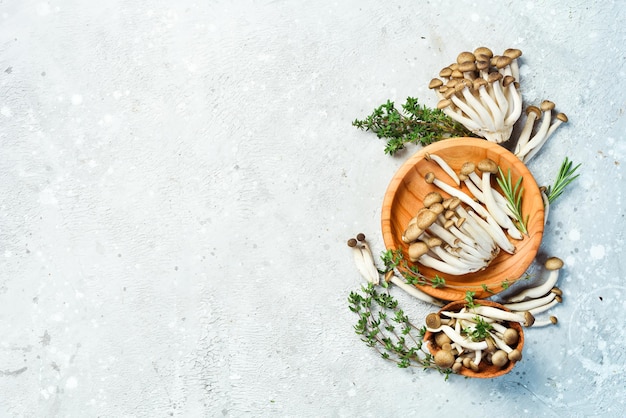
[
  {"xmin": 496, "ymin": 167, "xmax": 528, "ymax": 234},
  {"xmin": 546, "ymin": 157, "xmax": 581, "ymax": 203},
  {"xmin": 353, "ymin": 97, "xmax": 476, "ymax": 155}
]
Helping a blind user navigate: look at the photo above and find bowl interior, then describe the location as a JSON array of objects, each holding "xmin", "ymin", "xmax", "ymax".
[
  {"xmin": 423, "ymin": 300, "xmax": 525, "ymax": 378},
  {"xmin": 381, "ymin": 137, "xmax": 544, "ymax": 301}
]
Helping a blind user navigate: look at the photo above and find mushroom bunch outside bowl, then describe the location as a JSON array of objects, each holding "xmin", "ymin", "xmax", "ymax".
[
  {"xmin": 381, "ymin": 137, "xmax": 544, "ymax": 301},
  {"xmin": 423, "ymin": 300, "xmax": 525, "ymax": 378}
]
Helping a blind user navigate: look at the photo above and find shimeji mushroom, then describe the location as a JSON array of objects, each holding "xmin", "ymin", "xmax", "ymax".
[
  {"xmin": 347, "ymin": 237, "xmax": 379, "ymax": 284},
  {"xmin": 470, "ymin": 305, "xmax": 535, "ymax": 327},
  {"xmin": 504, "ymin": 257, "xmax": 564, "ymax": 302},
  {"xmin": 515, "ymin": 100, "xmax": 569, "ymax": 163},
  {"xmin": 429, "ymin": 48, "xmax": 524, "ymax": 144}
]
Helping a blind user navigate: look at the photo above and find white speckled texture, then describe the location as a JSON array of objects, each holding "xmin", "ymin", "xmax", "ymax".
[{"xmin": 1, "ymin": 0, "xmax": 625, "ymax": 416}]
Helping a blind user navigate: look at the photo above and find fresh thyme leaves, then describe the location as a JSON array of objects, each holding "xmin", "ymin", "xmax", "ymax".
[
  {"xmin": 546, "ymin": 157, "xmax": 581, "ymax": 203},
  {"xmin": 464, "ymin": 291, "xmax": 478, "ymax": 309},
  {"xmin": 352, "ymin": 97, "xmax": 475, "ymax": 155},
  {"xmin": 496, "ymin": 167, "xmax": 529, "ymax": 235},
  {"xmin": 348, "ymin": 282, "xmax": 451, "ymax": 377},
  {"xmin": 380, "ymin": 248, "xmax": 445, "ymax": 288},
  {"xmin": 464, "ymin": 316, "xmax": 493, "ymax": 342}
]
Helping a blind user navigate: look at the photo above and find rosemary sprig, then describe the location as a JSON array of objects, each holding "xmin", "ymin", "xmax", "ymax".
[
  {"xmin": 546, "ymin": 157, "xmax": 581, "ymax": 203},
  {"xmin": 352, "ymin": 97, "xmax": 476, "ymax": 155},
  {"xmin": 496, "ymin": 167, "xmax": 528, "ymax": 235},
  {"xmin": 348, "ymin": 282, "xmax": 451, "ymax": 377}
]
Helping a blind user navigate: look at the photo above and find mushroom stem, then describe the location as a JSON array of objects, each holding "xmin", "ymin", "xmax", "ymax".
[
  {"xmin": 504, "ymin": 257, "xmax": 563, "ymax": 302},
  {"xmin": 388, "ymin": 275, "xmax": 444, "ymax": 306},
  {"xmin": 527, "ymin": 297, "xmax": 561, "ymax": 315},
  {"xmin": 426, "ymin": 325, "xmax": 489, "ymax": 351},
  {"xmin": 425, "ymin": 152, "xmax": 461, "ymax": 186},
  {"xmin": 529, "ymin": 316, "xmax": 558, "ymax": 327},
  {"xmin": 348, "ymin": 238, "xmax": 378, "ymax": 284},
  {"xmin": 522, "ymin": 113, "xmax": 568, "ymax": 163},
  {"xmin": 514, "ymin": 106, "xmax": 541, "ymax": 155},
  {"xmin": 471, "ymin": 306, "xmax": 534, "ymax": 326},
  {"xmin": 516, "ymin": 101, "xmax": 554, "ymax": 160},
  {"xmin": 503, "ymin": 292, "xmax": 557, "ymax": 311},
  {"xmin": 357, "ymin": 235, "xmax": 381, "ymax": 285}
]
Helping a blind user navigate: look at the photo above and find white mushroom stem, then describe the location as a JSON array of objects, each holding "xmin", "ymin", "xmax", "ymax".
[
  {"xmin": 503, "ymin": 292, "xmax": 557, "ymax": 311},
  {"xmin": 418, "ymin": 253, "xmax": 480, "ymax": 275},
  {"xmin": 504, "ymin": 79, "xmax": 523, "ymax": 126},
  {"xmin": 527, "ymin": 297, "xmax": 561, "ymax": 315},
  {"xmin": 516, "ymin": 101, "xmax": 555, "ymax": 160},
  {"xmin": 441, "ymin": 311, "xmax": 496, "ymax": 323},
  {"xmin": 388, "ymin": 275, "xmax": 444, "ymax": 307},
  {"xmin": 455, "ymin": 206, "xmax": 498, "ymax": 254},
  {"xmin": 478, "ymin": 160, "xmax": 522, "ymax": 240},
  {"xmin": 514, "ymin": 106, "xmax": 541, "ymax": 155},
  {"xmin": 425, "ymin": 152, "xmax": 461, "ymax": 186},
  {"xmin": 529, "ymin": 316, "xmax": 558, "ymax": 327},
  {"xmin": 489, "ymin": 331, "xmax": 513, "ymax": 353},
  {"xmin": 426, "ymin": 325, "xmax": 489, "ymax": 351},
  {"xmin": 470, "ymin": 305, "xmax": 534, "ymax": 326},
  {"xmin": 474, "ymin": 349, "xmax": 483, "ymax": 366},
  {"xmin": 425, "ymin": 173, "xmax": 490, "ymax": 219},
  {"xmin": 349, "ymin": 240, "xmax": 378, "ymax": 284},
  {"xmin": 522, "ymin": 113, "xmax": 568, "ymax": 163},
  {"xmin": 541, "ymin": 187, "xmax": 550, "ymax": 225},
  {"xmin": 460, "ymin": 85, "xmax": 497, "ymax": 132},
  {"xmin": 358, "ymin": 240, "xmax": 381, "ymax": 285},
  {"xmin": 467, "ymin": 171, "xmax": 516, "ymax": 219},
  {"xmin": 505, "ymin": 257, "xmax": 563, "ymax": 302},
  {"xmin": 468, "ymin": 211, "xmax": 515, "ymax": 254},
  {"xmin": 437, "ymin": 100, "xmax": 483, "ymax": 132}
]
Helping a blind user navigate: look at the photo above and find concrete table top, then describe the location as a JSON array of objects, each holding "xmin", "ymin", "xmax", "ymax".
[{"xmin": 1, "ymin": 0, "xmax": 624, "ymax": 416}]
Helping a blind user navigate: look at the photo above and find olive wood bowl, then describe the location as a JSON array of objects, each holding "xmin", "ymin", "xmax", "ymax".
[
  {"xmin": 381, "ymin": 137, "xmax": 544, "ymax": 301},
  {"xmin": 423, "ymin": 299, "xmax": 525, "ymax": 378}
]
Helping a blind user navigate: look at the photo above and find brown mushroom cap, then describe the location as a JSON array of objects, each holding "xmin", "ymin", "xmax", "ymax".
[
  {"xmin": 540, "ymin": 100, "xmax": 556, "ymax": 111},
  {"xmin": 437, "ymin": 99, "xmax": 452, "ymax": 110},
  {"xmin": 425, "ymin": 313, "xmax": 442, "ymax": 329},
  {"xmin": 458, "ymin": 61, "xmax": 477, "ymax": 73},
  {"xmin": 429, "ymin": 78, "xmax": 444, "ymax": 89},
  {"xmin": 424, "ymin": 172, "xmax": 436, "ymax": 184},
  {"xmin": 502, "ymin": 328, "xmax": 519, "ymax": 346},
  {"xmin": 402, "ymin": 223, "xmax": 423, "ymax": 243},
  {"xmin": 508, "ymin": 348, "xmax": 523, "ymax": 362},
  {"xmin": 545, "ymin": 257, "xmax": 564, "ymax": 270},
  {"xmin": 502, "ymin": 75, "xmax": 516, "ymax": 87},
  {"xmin": 477, "ymin": 158, "xmax": 498, "ymax": 174},
  {"xmin": 491, "ymin": 350, "xmax": 509, "ymax": 368},
  {"xmin": 524, "ymin": 311, "xmax": 535, "ymax": 327},
  {"xmin": 429, "ymin": 202, "xmax": 445, "ymax": 215},
  {"xmin": 434, "ymin": 350, "xmax": 456, "ymax": 368},
  {"xmin": 460, "ymin": 161, "xmax": 476, "ymax": 176},
  {"xmin": 487, "ymin": 71, "xmax": 503, "ymax": 84},
  {"xmin": 448, "ymin": 197, "xmax": 461, "ymax": 210},
  {"xmin": 435, "ymin": 332, "xmax": 452, "ymax": 347},
  {"xmin": 525, "ymin": 105, "xmax": 541, "ymax": 117},
  {"xmin": 423, "ymin": 191, "xmax": 444, "ymax": 208},
  {"xmin": 439, "ymin": 67, "xmax": 452, "ymax": 78},
  {"xmin": 503, "ymin": 48, "xmax": 522, "ymax": 59},
  {"xmin": 426, "ymin": 236, "xmax": 443, "ymax": 248},
  {"xmin": 495, "ymin": 55, "xmax": 512, "ymax": 69},
  {"xmin": 473, "ymin": 46, "xmax": 493, "ymax": 59},
  {"xmin": 408, "ymin": 241, "xmax": 429, "ymax": 261},
  {"xmin": 556, "ymin": 113, "xmax": 568, "ymax": 123},
  {"xmin": 416, "ymin": 209, "xmax": 438, "ymax": 230},
  {"xmin": 473, "ymin": 77, "xmax": 488, "ymax": 90},
  {"xmin": 457, "ymin": 51, "xmax": 476, "ymax": 64}
]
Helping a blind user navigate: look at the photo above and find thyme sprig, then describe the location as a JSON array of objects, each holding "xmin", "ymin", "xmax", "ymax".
[
  {"xmin": 496, "ymin": 167, "xmax": 529, "ymax": 235},
  {"xmin": 381, "ymin": 248, "xmax": 446, "ymax": 288},
  {"xmin": 352, "ymin": 97, "xmax": 476, "ymax": 155},
  {"xmin": 546, "ymin": 157, "xmax": 581, "ymax": 203},
  {"xmin": 348, "ymin": 282, "xmax": 451, "ymax": 377}
]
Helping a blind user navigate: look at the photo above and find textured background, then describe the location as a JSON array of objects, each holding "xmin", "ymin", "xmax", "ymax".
[{"xmin": 1, "ymin": 0, "xmax": 625, "ymax": 416}]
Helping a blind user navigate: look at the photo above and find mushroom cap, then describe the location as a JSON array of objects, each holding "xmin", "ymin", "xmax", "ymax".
[
  {"xmin": 408, "ymin": 241, "xmax": 429, "ymax": 261},
  {"xmin": 402, "ymin": 223, "xmax": 423, "ymax": 243},
  {"xmin": 455, "ymin": 217, "xmax": 466, "ymax": 228},
  {"xmin": 477, "ymin": 158, "xmax": 498, "ymax": 174},
  {"xmin": 524, "ymin": 311, "xmax": 536, "ymax": 327},
  {"xmin": 503, "ymin": 48, "xmax": 522, "ymax": 59},
  {"xmin": 458, "ymin": 61, "xmax": 477, "ymax": 73},
  {"xmin": 473, "ymin": 77, "xmax": 489, "ymax": 89},
  {"xmin": 545, "ymin": 257, "xmax": 564, "ymax": 270},
  {"xmin": 475, "ymin": 58, "xmax": 490, "ymax": 70},
  {"xmin": 502, "ymin": 75, "xmax": 516, "ymax": 87},
  {"xmin": 429, "ymin": 202, "xmax": 445, "ymax": 215},
  {"xmin": 473, "ymin": 46, "xmax": 494, "ymax": 59},
  {"xmin": 525, "ymin": 105, "xmax": 541, "ymax": 117},
  {"xmin": 451, "ymin": 69, "xmax": 464, "ymax": 79},
  {"xmin": 424, "ymin": 172, "xmax": 436, "ymax": 184},
  {"xmin": 439, "ymin": 67, "xmax": 453, "ymax": 78},
  {"xmin": 487, "ymin": 71, "xmax": 503, "ymax": 84},
  {"xmin": 434, "ymin": 350, "xmax": 456, "ymax": 368},
  {"xmin": 429, "ymin": 78, "xmax": 443, "ymax": 89},
  {"xmin": 457, "ymin": 51, "xmax": 476, "ymax": 64},
  {"xmin": 460, "ymin": 161, "xmax": 476, "ymax": 175},
  {"xmin": 507, "ymin": 349, "xmax": 523, "ymax": 362},
  {"xmin": 443, "ymin": 219, "xmax": 455, "ymax": 229},
  {"xmin": 491, "ymin": 350, "xmax": 509, "ymax": 368},
  {"xmin": 540, "ymin": 100, "xmax": 556, "ymax": 111},
  {"xmin": 425, "ymin": 312, "xmax": 442, "ymax": 329},
  {"xmin": 556, "ymin": 113, "xmax": 568, "ymax": 123},
  {"xmin": 502, "ymin": 328, "xmax": 519, "ymax": 346},
  {"xmin": 426, "ymin": 236, "xmax": 443, "ymax": 248},
  {"xmin": 416, "ymin": 209, "xmax": 438, "ymax": 230},
  {"xmin": 423, "ymin": 191, "xmax": 444, "ymax": 208},
  {"xmin": 435, "ymin": 332, "xmax": 452, "ymax": 347},
  {"xmin": 448, "ymin": 197, "xmax": 462, "ymax": 210},
  {"xmin": 437, "ymin": 99, "xmax": 452, "ymax": 110},
  {"xmin": 495, "ymin": 55, "xmax": 513, "ymax": 69}
]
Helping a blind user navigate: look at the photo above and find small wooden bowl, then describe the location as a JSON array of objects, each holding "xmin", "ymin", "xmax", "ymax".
[
  {"xmin": 423, "ymin": 300, "xmax": 524, "ymax": 378},
  {"xmin": 381, "ymin": 138, "xmax": 544, "ymax": 301}
]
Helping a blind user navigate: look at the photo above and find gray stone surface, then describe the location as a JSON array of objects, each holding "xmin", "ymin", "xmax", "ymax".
[{"xmin": 1, "ymin": 0, "xmax": 624, "ymax": 416}]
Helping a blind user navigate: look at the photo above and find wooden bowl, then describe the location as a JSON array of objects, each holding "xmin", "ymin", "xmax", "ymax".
[
  {"xmin": 423, "ymin": 300, "xmax": 525, "ymax": 378},
  {"xmin": 381, "ymin": 138, "xmax": 544, "ymax": 301}
]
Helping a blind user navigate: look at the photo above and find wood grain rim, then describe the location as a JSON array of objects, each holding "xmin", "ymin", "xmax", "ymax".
[{"xmin": 381, "ymin": 138, "xmax": 544, "ymax": 301}]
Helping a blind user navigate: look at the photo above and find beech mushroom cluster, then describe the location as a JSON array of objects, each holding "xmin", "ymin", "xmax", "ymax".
[
  {"xmin": 501, "ymin": 256, "xmax": 564, "ymax": 326},
  {"xmin": 426, "ymin": 304, "xmax": 527, "ymax": 373},
  {"xmin": 429, "ymin": 47, "xmax": 568, "ymax": 156},
  {"xmin": 429, "ymin": 47, "xmax": 524, "ymax": 143},
  {"xmin": 401, "ymin": 153, "xmax": 523, "ymax": 275}
]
